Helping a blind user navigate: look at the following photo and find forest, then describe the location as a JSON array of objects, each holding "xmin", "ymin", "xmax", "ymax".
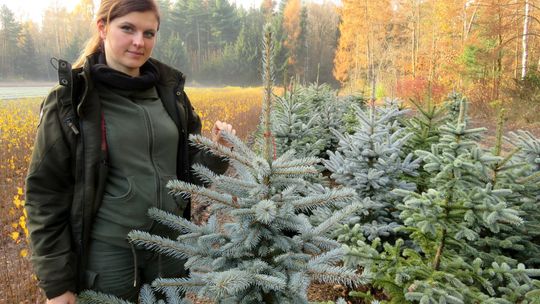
[
  {"xmin": 0, "ymin": 0, "xmax": 539, "ymax": 106},
  {"xmin": 0, "ymin": 0, "xmax": 340, "ymax": 86}
]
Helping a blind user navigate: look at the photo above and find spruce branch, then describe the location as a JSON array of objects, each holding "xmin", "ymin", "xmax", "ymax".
[
  {"xmin": 189, "ymin": 134, "xmax": 253, "ymax": 168},
  {"xmin": 128, "ymin": 231, "xmax": 197, "ymax": 260},
  {"xmin": 292, "ymin": 188, "xmax": 356, "ymax": 212},
  {"xmin": 167, "ymin": 180, "xmax": 240, "ymax": 209},
  {"xmin": 147, "ymin": 208, "xmax": 200, "ymax": 234},
  {"xmin": 307, "ymin": 264, "xmax": 363, "ymax": 288},
  {"xmin": 78, "ymin": 291, "xmax": 134, "ymax": 304},
  {"xmin": 272, "ymin": 156, "xmax": 321, "ymax": 169},
  {"xmin": 312, "ymin": 201, "xmax": 364, "ymax": 235},
  {"xmin": 138, "ymin": 285, "xmax": 156, "ymax": 304},
  {"xmin": 494, "ymin": 108, "xmax": 506, "ymax": 156},
  {"xmin": 272, "ymin": 166, "xmax": 318, "ymax": 176},
  {"xmin": 262, "ymin": 23, "xmax": 275, "ymax": 163},
  {"xmin": 152, "ymin": 277, "xmax": 206, "ymax": 294}
]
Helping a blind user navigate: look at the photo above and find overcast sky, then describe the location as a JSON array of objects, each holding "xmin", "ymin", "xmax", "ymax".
[{"xmin": 0, "ymin": 0, "xmax": 340, "ymax": 24}]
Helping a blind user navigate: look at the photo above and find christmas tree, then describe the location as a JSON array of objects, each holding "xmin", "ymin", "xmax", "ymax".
[
  {"xmin": 342, "ymin": 100, "xmax": 540, "ymax": 303},
  {"xmin": 323, "ymin": 101, "xmax": 421, "ymax": 242},
  {"xmin": 400, "ymin": 97, "xmax": 448, "ymax": 193},
  {"xmin": 271, "ymin": 83, "xmax": 351, "ymax": 159},
  {"xmin": 492, "ymin": 128, "xmax": 540, "ymax": 268}
]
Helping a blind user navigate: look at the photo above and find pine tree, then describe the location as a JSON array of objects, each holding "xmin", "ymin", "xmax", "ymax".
[
  {"xmin": 0, "ymin": 5, "xmax": 21, "ymax": 79},
  {"xmin": 79, "ymin": 24, "xmax": 366, "ymax": 304},
  {"xmin": 338, "ymin": 94, "xmax": 367, "ymax": 135},
  {"xmin": 270, "ymin": 83, "xmax": 348, "ymax": 160},
  {"xmin": 343, "ymin": 100, "xmax": 540, "ymax": 303},
  {"xmin": 323, "ymin": 101, "xmax": 421, "ymax": 242},
  {"xmin": 496, "ymin": 129, "xmax": 540, "ymax": 267},
  {"xmin": 401, "ymin": 97, "xmax": 448, "ymax": 193}
]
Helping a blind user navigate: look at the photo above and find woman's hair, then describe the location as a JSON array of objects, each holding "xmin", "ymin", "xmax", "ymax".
[{"xmin": 73, "ymin": 0, "xmax": 160, "ymax": 68}]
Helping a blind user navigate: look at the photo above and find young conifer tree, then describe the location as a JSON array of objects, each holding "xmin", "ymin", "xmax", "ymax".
[
  {"xmin": 80, "ymin": 24, "xmax": 366, "ymax": 304},
  {"xmin": 343, "ymin": 100, "xmax": 540, "ymax": 303},
  {"xmin": 400, "ymin": 96, "xmax": 449, "ymax": 194},
  {"xmin": 494, "ymin": 128, "xmax": 540, "ymax": 267},
  {"xmin": 271, "ymin": 83, "xmax": 349, "ymax": 160},
  {"xmin": 322, "ymin": 101, "xmax": 421, "ymax": 242}
]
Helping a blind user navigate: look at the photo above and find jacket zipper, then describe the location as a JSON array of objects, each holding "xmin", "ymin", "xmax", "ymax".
[
  {"xmin": 141, "ymin": 107, "xmax": 162, "ymax": 211},
  {"xmin": 64, "ymin": 117, "xmax": 80, "ymax": 135}
]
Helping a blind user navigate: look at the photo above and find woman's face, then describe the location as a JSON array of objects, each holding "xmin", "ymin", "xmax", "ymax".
[{"xmin": 98, "ymin": 11, "xmax": 159, "ymax": 77}]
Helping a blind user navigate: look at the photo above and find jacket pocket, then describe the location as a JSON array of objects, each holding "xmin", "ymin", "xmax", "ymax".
[
  {"xmin": 83, "ymin": 270, "xmax": 98, "ymax": 289},
  {"xmin": 103, "ymin": 176, "xmax": 134, "ymax": 201}
]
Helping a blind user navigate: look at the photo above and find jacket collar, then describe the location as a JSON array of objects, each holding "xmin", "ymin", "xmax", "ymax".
[{"xmin": 75, "ymin": 54, "xmax": 186, "ymax": 117}]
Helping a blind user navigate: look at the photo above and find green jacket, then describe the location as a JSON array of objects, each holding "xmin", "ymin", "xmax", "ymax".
[{"xmin": 25, "ymin": 55, "xmax": 228, "ymax": 299}]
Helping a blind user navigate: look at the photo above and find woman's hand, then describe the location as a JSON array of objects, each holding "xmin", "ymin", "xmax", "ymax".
[
  {"xmin": 46, "ymin": 291, "xmax": 76, "ymax": 304},
  {"xmin": 211, "ymin": 120, "xmax": 236, "ymax": 148}
]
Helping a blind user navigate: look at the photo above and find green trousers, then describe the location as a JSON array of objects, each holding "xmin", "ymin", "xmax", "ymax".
[{"xmin": 84, "ymin": 239, "xmax": 188, "ymax": 301}]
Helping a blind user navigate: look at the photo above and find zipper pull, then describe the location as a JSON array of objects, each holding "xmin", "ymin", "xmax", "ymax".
[{"xmin": 64, "ymin": 117, "xmax": 80, "ymax": 135}]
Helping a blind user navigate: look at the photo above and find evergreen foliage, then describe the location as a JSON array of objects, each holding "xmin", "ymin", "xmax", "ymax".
[
  {"xmin": 340, "ymin": 94, "xmax": 367, "ymax": 134},
  {"xmin": 444, "ymin": 92, "xmax": 468, "ymax": 124},
  {"xmin": 495, "ymin": 130, "xmax": 540, "ymax": 267},
  {"xmin": 401, "ymin": 99, "xmax": 447, "ymax": 157},
  {"xmin": 401, "ymin": 98, "xmax": 448, "ymax": 193},
  {"xmin": 342, "ymin": 99, "xmax": 540, "ymax": 303},
  {"xmin": 271, "ymin": 83, "xmax": 349, "ymax": 159},
  {"xmin": 323, "ymin": 101, "xmax": 421, "ymax": 242}
]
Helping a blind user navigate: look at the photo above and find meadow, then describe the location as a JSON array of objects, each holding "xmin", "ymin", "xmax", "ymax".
[{"xmin": 0, "ymin": 87, "xmax": 265, "ymax": 303}]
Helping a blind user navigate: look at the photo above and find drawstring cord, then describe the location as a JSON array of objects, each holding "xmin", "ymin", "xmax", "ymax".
[{"xmin": 131, "ymin": 243, "xmax": 138, "ymax": 287}]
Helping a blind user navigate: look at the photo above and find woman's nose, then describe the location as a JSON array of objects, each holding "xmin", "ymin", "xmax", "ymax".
[{"xmin": 133, "ymin": 32, "xmax": 144, "ymax": 47}]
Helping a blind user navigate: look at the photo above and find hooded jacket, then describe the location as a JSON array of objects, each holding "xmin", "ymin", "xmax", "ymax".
[{"xmin": 24, "ymin": 54, "xmax": 228, "ymax": 299}]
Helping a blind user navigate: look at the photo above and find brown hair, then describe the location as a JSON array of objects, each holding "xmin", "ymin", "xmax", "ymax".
[{"xmin": 73, "ymin": 0, "xmax": 160, "ymax": 68}]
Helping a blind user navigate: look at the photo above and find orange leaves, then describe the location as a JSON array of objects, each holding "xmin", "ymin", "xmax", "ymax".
[{"xmin": 283, "ymin": 0, "xmax": 302, "ymax": 66}]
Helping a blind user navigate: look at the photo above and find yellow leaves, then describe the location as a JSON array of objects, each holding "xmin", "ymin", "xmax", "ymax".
[
  {"xmin": 20, "ymin": 249, "xmax": 28, "ymax": 258},
  {"xmin": 186, "ymin": 87, "xmax": 267, "ymax": 140},
  {"xmin": 10, "ymin": 231, "xmax": 20, "ymax": 241},
  {"xmin": 1, "ymin": 99, "xmax": 40, "ymax": 257}
]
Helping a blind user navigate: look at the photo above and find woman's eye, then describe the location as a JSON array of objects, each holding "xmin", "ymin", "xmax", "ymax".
[
  {"xmin": 144, "ymin": 32, "xmax": 156, "ymax": 38},
  {"xmin": 121, "ymin": 26, "xmax": 134, "ymax": 32}
]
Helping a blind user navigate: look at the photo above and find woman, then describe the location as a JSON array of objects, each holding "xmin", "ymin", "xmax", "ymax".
[{"xmin": 25, "ymin": 0, "xmax": 234, "ymax": 303}]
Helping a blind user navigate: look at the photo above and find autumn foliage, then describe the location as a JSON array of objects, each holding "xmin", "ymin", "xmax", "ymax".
[{"xmin": 334, "ymin": 0, "xmax": 540, "ymax": 111}]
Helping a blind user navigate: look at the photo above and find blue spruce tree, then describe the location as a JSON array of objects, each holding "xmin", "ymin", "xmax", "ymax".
[
  {"xmin": 271, "ymin": 83, "xmax": 350, "ymax": 160},
  {"xmin": 322, "ymin": 101, "xmax": 421, "ymax": 242},
  {"xmin": 343, "ymin": 100, "xmax": 540, "ymax": 303}
]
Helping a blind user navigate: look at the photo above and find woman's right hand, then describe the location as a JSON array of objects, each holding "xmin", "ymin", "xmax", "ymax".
[{"xmin": 46, "ymin": 291, "xmax": 76, "ymax": 304}]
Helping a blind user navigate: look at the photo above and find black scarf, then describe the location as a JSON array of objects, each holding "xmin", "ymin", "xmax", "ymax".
[{"xmin": 90, "ymin": 52, "xmax": 159, "ymax": 91}]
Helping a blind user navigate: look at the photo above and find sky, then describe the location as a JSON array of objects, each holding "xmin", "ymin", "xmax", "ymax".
[{"xmin": 0, "ymin": 0, "xmax": 341, "ymax": 24}]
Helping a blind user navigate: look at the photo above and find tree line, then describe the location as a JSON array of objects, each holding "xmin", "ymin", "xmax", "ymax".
[
  {"xmin": 335, "ymin": 0, "xmax": 540, "ymax": 104},
  {"xmin": 0, "ymin": 0, "xmax": 339, "ymax": 86}
]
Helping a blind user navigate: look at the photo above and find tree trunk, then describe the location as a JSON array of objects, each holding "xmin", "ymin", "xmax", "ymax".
[{"xmin": 521, "ymin": 0, "xmax": 530, "ymax": 79}]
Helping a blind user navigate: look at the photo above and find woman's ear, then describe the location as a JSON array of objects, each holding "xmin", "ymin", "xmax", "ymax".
[{"xmin": 97, "ymin": 20, "xmax": 107, "ymax": 40}]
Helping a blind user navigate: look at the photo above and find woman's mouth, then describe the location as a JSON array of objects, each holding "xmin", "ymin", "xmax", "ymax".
[{"xmin": 127, "ymin": 50, "xmax": 144, "ymax": 56}]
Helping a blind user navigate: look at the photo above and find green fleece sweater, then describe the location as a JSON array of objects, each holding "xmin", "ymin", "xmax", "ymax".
[{"xmin": 91, "ymin": 84, "xmax": 183, "ymax": 247}]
